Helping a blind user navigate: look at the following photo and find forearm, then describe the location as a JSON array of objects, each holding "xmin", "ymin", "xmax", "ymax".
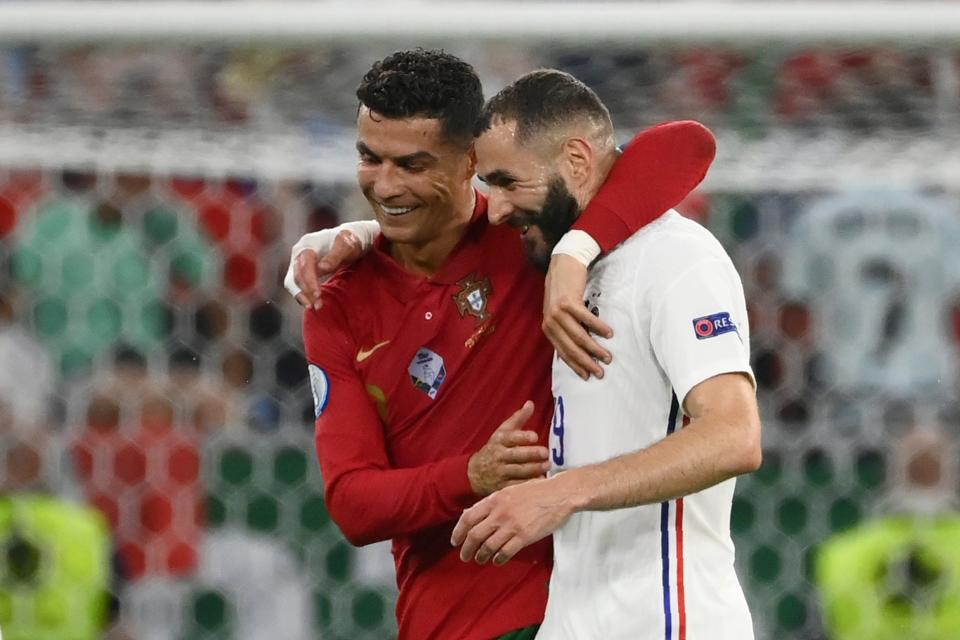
[
  {"xmin": 555, "ymin": 415, "xmax": 759, "ymax": 513},
  {"xmin": 324, "ymin": 453, "xmax": 476, "ymax": 545},
  {"xmin": 572, "ymin": 120, "xmax": 716, "ymax": 252}
]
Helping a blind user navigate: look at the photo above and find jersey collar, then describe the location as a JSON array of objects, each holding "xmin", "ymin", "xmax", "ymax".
[{"xmin": 368, "ymin": 191, "xmax": 490, "ymax": 301}]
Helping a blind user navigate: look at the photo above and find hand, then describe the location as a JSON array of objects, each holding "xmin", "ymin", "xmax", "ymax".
[
  {"xmin": 542, "ymin": 254, "xmax": 613, "ymax": 380},
  {"xmin": 467, "ymin": 401, "xmax": 550, "ymax": 496},
  {"xmin": 293, "ymin": 230, "xmax": 364, "ymax": 310},
  {"xmin": 451, "ymin": 476, "xmax": 575, "ymax": 565}
]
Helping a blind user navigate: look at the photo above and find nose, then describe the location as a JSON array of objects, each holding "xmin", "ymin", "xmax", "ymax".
[
  {"xmin": 486, "ymin": 190, "xmax": 516, "ymax": 226},
  {"xmin": 370, "ymin": 164, "xmax": 405, "ymax": 202}
]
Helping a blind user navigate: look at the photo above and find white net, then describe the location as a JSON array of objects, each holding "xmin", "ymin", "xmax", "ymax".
[{"xmin": 1, "ymin": 4, "xmax": 959, "ymax": 640}]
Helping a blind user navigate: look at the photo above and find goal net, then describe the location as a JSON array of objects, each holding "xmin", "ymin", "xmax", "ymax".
[{"xmin": 0, "ymin": 3, "xmax": 958, "ymax": 640}]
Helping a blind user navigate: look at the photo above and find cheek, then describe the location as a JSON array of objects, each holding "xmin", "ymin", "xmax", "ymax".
[
  {"xmin": 423, "ymin": 173, "xmax": 455, "ymax": 204},
  {"xmin": 356, "ymin": 167, "xmax": 375, "ymax": 193}
]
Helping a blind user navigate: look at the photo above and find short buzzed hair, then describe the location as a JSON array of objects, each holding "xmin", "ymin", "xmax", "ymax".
[{"xmin": 476, "ymin": 69, "xmax": 614, "ymax": 145}]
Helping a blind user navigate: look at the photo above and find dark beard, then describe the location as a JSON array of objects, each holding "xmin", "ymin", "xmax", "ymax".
[{"xmin": 526, "ymin": 176, "xmax": 581, "ymax": 272}]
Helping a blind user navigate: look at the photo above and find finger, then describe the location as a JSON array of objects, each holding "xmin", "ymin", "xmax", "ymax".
[
  {"xmin": 473, "ymin": 527, "xmax": 515, "ymax": 565},
  {"xmin": 295, "ymin": 293, "xmax": 311, "ymax": 308},
  {"xmin": 295, "ymin": 250, "xmax": 322, "ymax": 302},
  {"xmin": 451, "ymin": 500, "xmax": 492, "ymax": 547},
  {"xmin": 549, "ymin": 307, "xmax": 613, "ymax": 357},
  {"xmin": 493, "ymin": 537, "xmax": 527, "ymax": 566},
  {"xmin": 494, "ymin": 400, "xmax": 535, "ymax": 433},
  {"xmin": 554, "ymin": 312, "xmax": 612, "ymax": 364},
  {"xmin": 496, "ymin": 445, "xmax": 549, "ymax": 464},
  {"xmin": 548, "ymin": 328, "xmax": 603, "ymax": 379},
  {"xmin": 503, "ymin": 460, "xmax": 554, "ymax": 480},
  {"xmin": 565, "ymin": 307, "xmax": 613, "ymax": 340},
  {"xmin": 459, "ymin": 517, "xmax": 499, "ymax": 562},
  {"xmin": 497, "ymin": 430, "xmax": 542, "ymax": 447}
]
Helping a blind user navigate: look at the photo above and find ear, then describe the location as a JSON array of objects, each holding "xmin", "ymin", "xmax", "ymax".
[
  {"xmin": 464, "ymin": 143, "xmax": 478, "ymax": 179},
  {"xmin": 560, "ymin": 137, "xmax": 593, "ymax": 187}
]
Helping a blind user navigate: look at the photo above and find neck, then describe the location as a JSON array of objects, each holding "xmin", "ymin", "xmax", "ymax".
[{"xmin": 390, "ymin": 188, "xmax": 476, "ymax": 276}]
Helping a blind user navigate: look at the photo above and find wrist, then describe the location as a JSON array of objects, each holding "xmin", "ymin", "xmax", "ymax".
[
  {"xmin": 551, "ymin": 469, "xmax": 593, "ymax": 514},
  {"xmin": 551, "ymin": 230, "xmax": 601, "ymax": 268}
]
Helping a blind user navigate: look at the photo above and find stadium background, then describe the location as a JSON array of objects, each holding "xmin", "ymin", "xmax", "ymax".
[{"xmin": 0, "ymin": 2, "xmax": 959, "ymax": 639}]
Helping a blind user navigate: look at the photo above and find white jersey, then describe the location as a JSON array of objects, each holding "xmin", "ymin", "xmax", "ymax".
[
  {"xmin": 781, "ymin": 190, "xmax": 960, "ymax": 396},
  {"xmin": 539, "ymin": 211, "xmax": 755, "ymax": 640}
]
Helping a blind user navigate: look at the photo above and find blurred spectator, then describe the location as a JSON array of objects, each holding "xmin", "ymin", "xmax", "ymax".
[
  {"xmin": 0, "ymin": 405, "xmax": 113, "ymax": 640},
  {"xmin": 816, "ymin": 424, "xmax": 960, "ymax": 639},
  {"xmin": 0, "ymin": 495, "xmax": 112, "ymax": 640},
  {"xmin": 780, "ymin": 190, "xmax": 960, "ymax": 399},
  {"xmin": 776, "ymin": 49, "xmax": 934, "ymax": 132},
  {"xmin": 0, "ymin": 287, "xmax": 54, "ymax": 433}
]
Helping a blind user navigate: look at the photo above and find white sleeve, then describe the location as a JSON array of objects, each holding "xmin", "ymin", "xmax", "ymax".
[
  {"xmin": 283, "ymin": 220, "xmax": 381, "ymax": 298},
  {"xmin": 647, "ymin": 257, "xmax": 755, "ymax": 408}
]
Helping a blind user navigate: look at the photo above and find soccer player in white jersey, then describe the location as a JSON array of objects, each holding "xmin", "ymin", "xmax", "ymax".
[{"xmin": 451, "ymin": 70, "xmax": 762, "ymax": 640}]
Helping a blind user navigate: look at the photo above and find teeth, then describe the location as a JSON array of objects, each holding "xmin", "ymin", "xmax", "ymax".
[{"xmin": 381, "ymin": 204, "xmax": 415, "ymax": 216}]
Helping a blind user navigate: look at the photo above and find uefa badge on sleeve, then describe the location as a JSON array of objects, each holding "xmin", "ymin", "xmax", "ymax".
[
  {"xmin": 308, "ymin": 364, "xmax": 330, "ymax": 417},
  {"xmin": 692, "ymin": 312, "xmax": 740, "ymax": 341}
]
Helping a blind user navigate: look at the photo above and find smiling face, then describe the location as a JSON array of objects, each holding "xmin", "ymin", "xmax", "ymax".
[
  {"xmin": 356, "ymin": 106, "xmax": 476, "ymax": 251},
  {"xmin": 475, "ymin": 118, "xmax": 581, "ymax": 270}
]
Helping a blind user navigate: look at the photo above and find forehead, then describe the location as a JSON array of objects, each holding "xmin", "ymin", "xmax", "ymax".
[
  {"xmin": 356, "ymin": 106, "xmax": 448, "ymax": 155},
  {"xmin": 475, "ymin": 119, "xmax": 547, "ymax": 178}
]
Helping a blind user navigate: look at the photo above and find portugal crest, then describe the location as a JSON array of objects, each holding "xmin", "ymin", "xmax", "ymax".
[{"xmin": 453, "ymin": 273, "xmax": 493, "ymax": 323}]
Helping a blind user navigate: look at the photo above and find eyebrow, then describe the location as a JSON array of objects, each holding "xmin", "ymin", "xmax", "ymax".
[
  {"xmin": 356, "ymin": 142, "xmax": 438, "ymax": 166},
  {"xmin": 477, "ymin": 170, "xmax": 518, "ymax": 187}
]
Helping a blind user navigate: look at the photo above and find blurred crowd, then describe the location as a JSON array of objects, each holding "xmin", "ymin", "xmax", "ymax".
[
  {"xmin": 0, "ymin": 44, "xmax": 955, "ymax": 136},
  {"xmin": 0, "ymin": 40, "xmax": 958, "ymax": 640}
]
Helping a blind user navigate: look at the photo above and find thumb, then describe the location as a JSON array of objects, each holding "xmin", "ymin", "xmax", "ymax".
[{"xmin": 496, "ymin": 400, "xmax": 535, "ymax": 432}]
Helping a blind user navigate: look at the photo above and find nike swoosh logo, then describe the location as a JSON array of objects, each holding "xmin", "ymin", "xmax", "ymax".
[{"xmin": 356, "ymin": 340, "xmax": 390, "ymax": 363}]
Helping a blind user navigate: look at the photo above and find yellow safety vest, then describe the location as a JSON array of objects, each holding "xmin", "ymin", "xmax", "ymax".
[
  {"xmin": 817, "ymin": 515, "xmax": 960, "ymax": 640},
  {"xmin": 0, "ymin": 495, "xmax": 110, "ymax": 640}
]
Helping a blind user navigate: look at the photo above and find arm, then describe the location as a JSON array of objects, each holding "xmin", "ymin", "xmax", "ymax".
[
  {"xmin": 304, "ymin": 307, "xmax": 474, "ymax": 545},
  {"xmin": 543, "ymin": 121, "xmax": 717, "ymax": 379},
  {"xmin": 284, "ymin": 220, "xmax": 381, "ymax": 308},
  {"xmin": 571, "ymin": 120, "xmax": 716, "ymax": 252},
  {"xmin": 304, "ymin": 308, "xmax": 547, "ymax": 546},
  {"xmin": 454, "ymin": 244, "xmax": 757, "ymax": 564},
  {"xmin": 557, "ymin": 373, "xmax": 760, "ymax": 509},
  {"xmin": 452, "ymin": 373, "xmax": 760, "ymax": 564}
]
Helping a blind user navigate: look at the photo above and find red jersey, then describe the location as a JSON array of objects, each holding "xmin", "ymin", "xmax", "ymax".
[
  {"xmin": 305, "ymin": 196, "xmax": 551, "ymax": 640},
  {"xmin": 302, "ymin": 121, "xmax": 716, "ymax": 640}
]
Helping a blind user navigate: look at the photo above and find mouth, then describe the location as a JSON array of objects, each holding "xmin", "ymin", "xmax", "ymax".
[{"xmin": 378, "ymin": 203, "xmax": 418, "ymax": 217}]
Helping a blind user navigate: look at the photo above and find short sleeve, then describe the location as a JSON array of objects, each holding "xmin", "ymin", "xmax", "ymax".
[{"xmin": 647, "ymin": 257, "xmax": 755, "ymax": 408}]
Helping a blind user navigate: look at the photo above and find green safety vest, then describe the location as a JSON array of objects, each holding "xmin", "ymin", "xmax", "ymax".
[
  {"xmin": 816, "ymin": 515, "xmax": 960, "ymax": 640},
  {"xmin": 0, "ymin": 495, "xmax": 110, "ymax": 640}
]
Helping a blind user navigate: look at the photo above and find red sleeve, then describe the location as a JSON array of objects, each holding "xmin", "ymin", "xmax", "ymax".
[
  {"xmin": 303, "ymin": 304, "xmax": 477, "ymax": 547},
  {"xmin": 572, "ymin": 120, "xmax": 717, "ymax": 252}
]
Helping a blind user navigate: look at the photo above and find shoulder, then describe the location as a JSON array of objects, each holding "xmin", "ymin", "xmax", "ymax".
[
  {"xmin": 302, "ymin": 261, "xmax": 376, "ymax": 353},
  {"xmin": 607, "ymin": 211, "xmax": 729, "ymax": 273}
]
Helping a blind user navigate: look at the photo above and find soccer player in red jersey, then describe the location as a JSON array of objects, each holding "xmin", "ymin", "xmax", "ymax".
[{"xmin": 300, "ymin": 50, "xmax": 714, "ymax": 640}]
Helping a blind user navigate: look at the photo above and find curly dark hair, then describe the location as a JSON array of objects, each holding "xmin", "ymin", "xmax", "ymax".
[
  {"xmin": 356, "ymin": 49, "xmax": 484, "ymax": 147},
  {"xmin": 476, "ymin": 69, "xmax": 612, "ymax": 144}
]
